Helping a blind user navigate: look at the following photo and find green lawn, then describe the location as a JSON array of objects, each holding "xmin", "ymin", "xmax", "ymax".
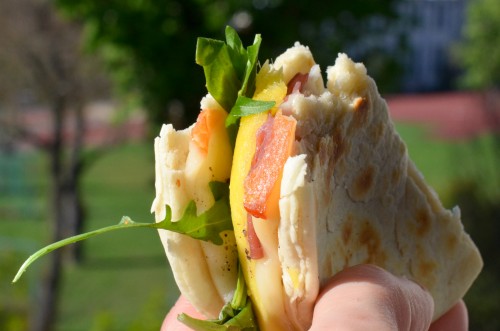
[
  {"xmin": 395, "ymin": 123, "xmax": 499, "ymax": 205},
  {"xmin": 1, "ymin": 143, "xmax": 179, "ymax": 331},
  {"xmin": 56, "ymin": 143, "xmax": 179, "ymax": 331},
  {"xmin": 395, "ymin": 124, "xmax": 500, "ymax": 331},
  {"xmin": 1, "ymin": 125, "xmax": 498, "ymax": 331}
]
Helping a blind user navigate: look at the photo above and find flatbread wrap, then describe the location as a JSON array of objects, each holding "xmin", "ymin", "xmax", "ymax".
[
  {"xmin": 11, "ymin": 26, "xmax": 482, "ymax": 331},
  {"xmin": 150, "ymin": 28, "xmax": 483, "ymax": 331}
]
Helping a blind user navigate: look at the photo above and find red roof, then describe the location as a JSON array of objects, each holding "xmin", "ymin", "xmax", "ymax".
[{"xmin": 385, "ymin": 91, "xmax": 499, "ymax": 140}]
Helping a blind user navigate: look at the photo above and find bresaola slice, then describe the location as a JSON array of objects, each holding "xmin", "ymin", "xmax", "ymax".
[{"xmin": 244, "ymin": 112, "xmax": 296, "ymax": 220}]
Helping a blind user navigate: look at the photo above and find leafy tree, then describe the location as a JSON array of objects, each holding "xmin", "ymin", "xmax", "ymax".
[
  {"xmin": 453, "ymin": 0, "xmax": 500, "ymax": 153},
  {"xmin": 56, "ymin": 0, "xmax": 234, "ymax": 130},
  {"xmin": 238, "ymin": 0, "xmax": 404, "ymax": 92},
  {"xmin": 450, "ymin": 179, "xmax": 500, "ymax": 331},
  {"xmin": 452, "ymin": 2, "xmax": 500, "ymax": 330},
  {"xmin": 0, "ymin": 1, "xmax": 111, "ymax": 330},
  {"xmin": 454, "ymin": 0, "xmax": 500, "ymax": 89},
  {"xmin": 55, "ymin": 0, "xmax": 403, "ymax": 131}
]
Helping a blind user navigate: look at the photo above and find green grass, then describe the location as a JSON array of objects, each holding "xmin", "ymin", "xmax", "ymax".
[
  {"xmin": 1, "ymin": 151, "xmax": 49, "ymax": 331},
  {"xmin": 56, "ymin": 143, "xmax": 179, "ymax": 331},
  {"xmin": 0, "ymin": 143, "xmax": 179, "ymax": 331},
  {"xmin": 395, "ymin": 123, "xmax": 500, "ymax": 206},
  {"xmin": 396, "ymin": 123, "xmax": 500, "ymax": 331}
]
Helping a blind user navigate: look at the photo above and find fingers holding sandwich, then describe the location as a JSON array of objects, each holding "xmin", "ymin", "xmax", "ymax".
[
  {"xmin": 310, "ymin": 264, "xmax": 467, "ymax": 331},
  {"xmin": 429, "ymin": 300, "xmax": 468, "ymax": 331},
  {"xmin": 162, "ymin": 296, "xmax": 202, "ymax": 331},
  {"xmin": 163, "ymin": 265, "xmax": 467, "ymax": 331}
]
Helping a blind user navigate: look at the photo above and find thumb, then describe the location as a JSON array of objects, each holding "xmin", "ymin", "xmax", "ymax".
[{"xmin": 310, "ymin": 264, "xmax": 434, "ymax": 331}]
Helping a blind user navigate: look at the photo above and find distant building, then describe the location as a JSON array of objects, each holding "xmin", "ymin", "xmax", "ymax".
[
  {"xmin": 343, "ymin": 0, "xmax": 467, "ymax": 93},
  {"xmin": 398, "ymin": 0, "xmax": 467, "ymax": 92}
]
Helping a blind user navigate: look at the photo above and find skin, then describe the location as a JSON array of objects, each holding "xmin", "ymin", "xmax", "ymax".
[{"xmin": 161, "ymin": 265, "xmax": 468, "ymax": 331}]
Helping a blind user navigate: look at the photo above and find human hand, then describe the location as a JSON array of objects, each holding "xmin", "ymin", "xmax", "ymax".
[
  {"xmin": 161, "ymin": 264, "xmax": 468, "ymax": 331},
  {"xmin": 162, "ymin": 295, "xmax": 205, "ymax": 331},
  {"xmin": 309, "ymin": 264, "xmax": 467, "ymax": 331}
]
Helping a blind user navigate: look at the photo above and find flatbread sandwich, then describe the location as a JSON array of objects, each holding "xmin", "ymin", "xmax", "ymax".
[
  {"xmin": 150, "ymin": 27, "xmax": 483, "ymax": 330},
  {"xmin": 13, "ymin": 26, "xmax": 482, "ymax": 331}
]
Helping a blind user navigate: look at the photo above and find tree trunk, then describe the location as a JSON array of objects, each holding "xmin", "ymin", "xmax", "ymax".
[
  {"xmin": 29, "ymin": 93, "xmax": 66, "ymax": 331},
  {"xmin": 29, "ymin": 245, "xmax": 63, "ymax": 331},
  {"xmin": 63, "ymin": 101, "xmax": 86, "ymax": 263},
  {"xmin": 30, "ymin": 172, "xmax": 85, "ymax": 331},
  {"xmin": 29, "ymin": 182, "xmax": 67, "ymax": 331},
  {"xmin": 60, "ymin": 177, "xmax": 85, "ymax": 264}
]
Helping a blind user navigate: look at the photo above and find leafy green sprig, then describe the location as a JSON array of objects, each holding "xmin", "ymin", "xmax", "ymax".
[
  {"xmin": 178, "ymin": 267, "xmax": 257, "ymax": 330},
  {"xmin": 13, "ymin": 182, "xmax": 232, "ymax": 283},
  {"xmin": 196, "ymin": 26, "xmax": 275, "ymax": 146}
]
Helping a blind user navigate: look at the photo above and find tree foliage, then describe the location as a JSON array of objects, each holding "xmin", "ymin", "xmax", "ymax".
[
  {"xmin": 0, "ymin": 1, "xmax": 113, "ymax": 330},
  {"xmin": 455, "ymin": 0, "xmax": 500, "ymax": 89},
  {"xmin": 56, "ymin": 0, "xmax": 232, "ymax": 130},
  {"xmin": 450, "ymin": 179, "xmax": 500, "ymax": 331},
  {"xmin": 55, "ymin": 0, "xmax": 403, "ymax": 131}
]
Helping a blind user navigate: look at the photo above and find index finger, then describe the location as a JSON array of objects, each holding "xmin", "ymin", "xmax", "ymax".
[{"xmin": 161, "ymin": 296, "xmax": 205, "ymax": 331}]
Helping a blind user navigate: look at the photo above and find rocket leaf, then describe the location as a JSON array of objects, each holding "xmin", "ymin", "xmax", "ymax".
[
  {"xmin": 13, "ymin": 181, "xmax": 232, "ymax": 283},
  {"xmin": 196, "ymin": 26, "xmax": 264, "ymax": 147},
  {"xmin": 156, "ymin": 181, "xmax": 233, "ymax": 245},
  {"xmin": 178, "ymin": 267, "xmax": 258, "ymax": 331}
]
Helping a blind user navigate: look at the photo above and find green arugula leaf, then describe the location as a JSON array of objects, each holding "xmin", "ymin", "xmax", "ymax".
[
  {"xmin": 239, "ymin": 34, "xmax": 261, "ymax": 99},
  {"xmin": 179, "ymin": 301, "xmax": 256, "ymax": 331},
  {"xmin": 225, "ymin": 26, "xmax": 247, "ymax": 82},
  {"xmin": 224, "ymin": 33, "xmax": 264, "ymax": 146},
  {"xmin": 156, "ymin": 182, "xmax": 232, "ymax": 245},
  {"xmin": 196, "ymin": 36, "xmax": 240, "ymax": 111},
  {"xmin": 178, "ymin": 267, "xmax": 258, "ymax": 331},
  {"xmin": 224, "ymin": 96, "xmax": 275, "ymax": 133},
  {"xmin": 196, "ymin": 26, "xmax": 264, "ymax": 148},
  {"xmin": 13, "ymin": 181, "xmax": 232, "ymax": 283}
]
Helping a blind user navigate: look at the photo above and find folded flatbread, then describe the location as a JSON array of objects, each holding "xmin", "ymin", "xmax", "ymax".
[
  {"xmin": 273, "ymin": 49, "xmax": 483, "ymax": 329},
  {"xmin": 151, "ymin": 94, "xmax": 239, "ymax": 318},
  {"xmin": 151, "ymin": 42, "xmax": 483, "ymax": 330}
]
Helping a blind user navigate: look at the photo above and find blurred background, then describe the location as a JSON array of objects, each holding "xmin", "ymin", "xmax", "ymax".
[{"xmin": 0, "ymin": 0, "xmax": 498, "ymax": 330}]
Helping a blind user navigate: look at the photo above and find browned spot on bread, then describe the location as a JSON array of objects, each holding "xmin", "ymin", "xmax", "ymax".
[
  {"xmin": 352, "ymin": 165, "xmax": 375, "ymax": 200},
  {"xmin": 332, "ymin": 129, "xmax": 345, "ymax": 163},
  {"xmin": 414, "ymin": 245, "xmax": 437, "ymax": 289},
  {"xmin": 370, "ymin": 122, "xmax": 385, "ymax": 143},
  {"xmin": 416, "ymin": 208, "xmax": 431, "ymax": 237},
  {"xmin": 446, "ymin": 234, "xmax": 458, "ymax": 252},
  {"xmin": 391, "ymin": 168, "xmax": 401, "ymax": 185},
  {"xmin": 359, "ymin": 220, "xmax": 387, "ymax": 265},
  {"xmin": 316, "ymin": 137, "xmax": 336, "ymax": 190},
  {"xmin": 342, "ymin": 215, "xmax": 353, "ymax": 244},
  {"xmin": 418, "ymin": 260, "xmax": 437, "ymax": 288},
  {"xmin": 352, "ymin": 97, "xmax": 369, "ymax": 129},
  {"xmin": 322, "ymin": 256, "xmax": 333, "ymax": 276},
  {"xmin": 419, "ymin": 260, "xmax": 436, "ymax": 276}
]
